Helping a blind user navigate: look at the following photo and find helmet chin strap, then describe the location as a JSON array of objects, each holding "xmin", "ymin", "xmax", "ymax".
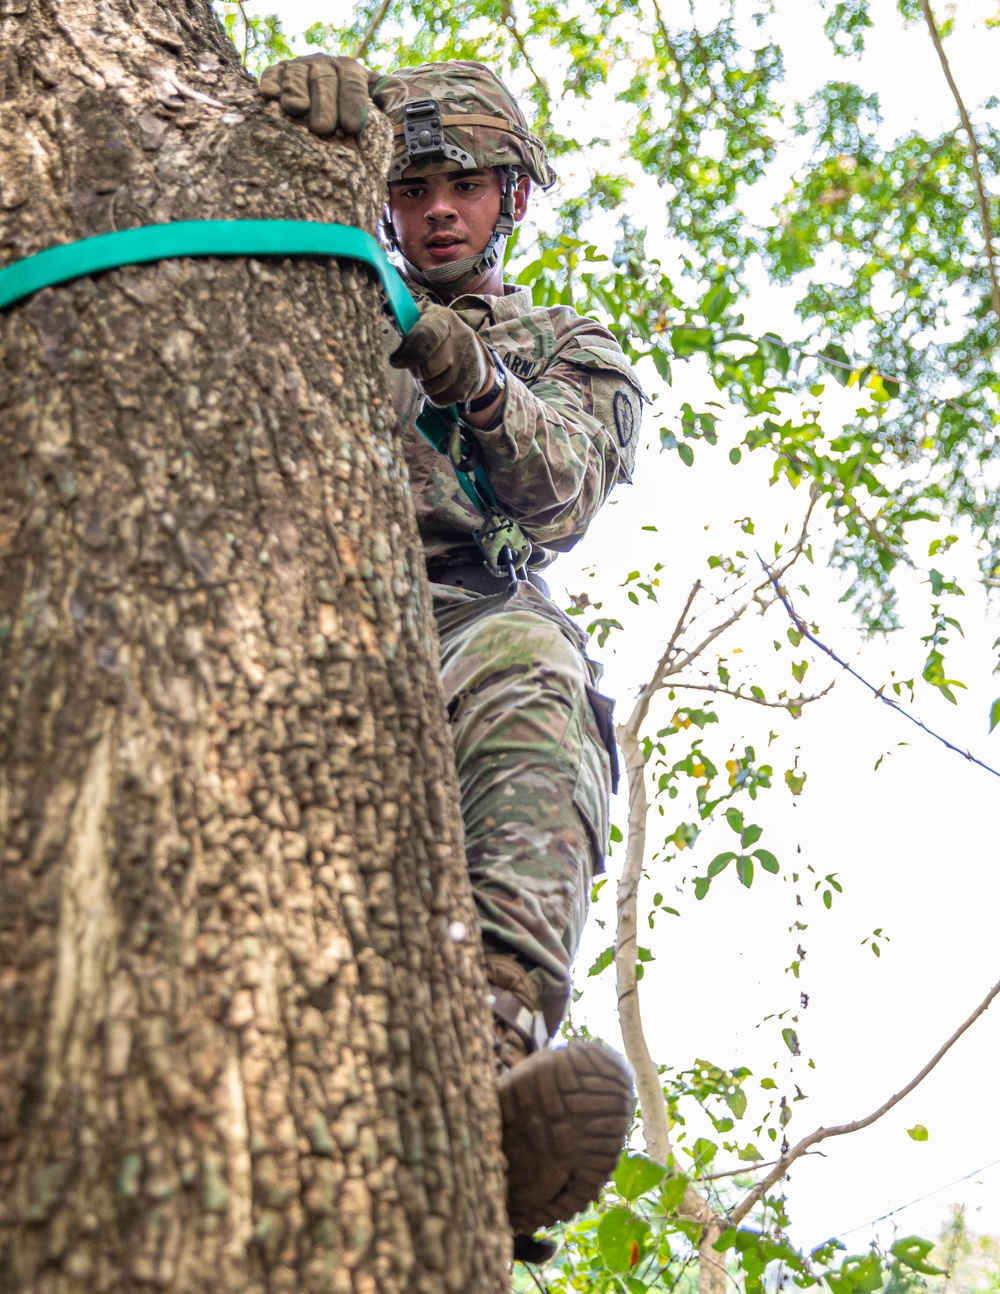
[{"xmin": 392, "ymin": 169, "xmax": 517, "ymax": 294}]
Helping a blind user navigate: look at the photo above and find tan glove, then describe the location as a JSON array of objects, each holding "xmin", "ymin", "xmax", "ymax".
[
  {"xmin": 260, "ymin": 55, "xmax": 375, "ymax": 137},
  {"xmin": 389, "ymin": 304, "xmax": 498, "ymax": 407}
]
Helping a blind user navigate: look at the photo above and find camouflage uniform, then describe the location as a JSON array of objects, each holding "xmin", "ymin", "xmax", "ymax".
[{"xmin": 385, "ymin": 285, "xmax": 644, "ymax": 1033}]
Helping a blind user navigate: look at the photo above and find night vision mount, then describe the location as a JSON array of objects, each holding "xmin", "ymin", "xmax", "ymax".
[{"xmin": 388, "ymin": 99, "xmax": 477, "ymax": 180}]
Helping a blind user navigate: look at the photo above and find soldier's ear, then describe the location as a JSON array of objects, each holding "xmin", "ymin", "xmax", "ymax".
[{"xmin": 513, "ymin": 174, "xmax": 531, "ymax": 222}]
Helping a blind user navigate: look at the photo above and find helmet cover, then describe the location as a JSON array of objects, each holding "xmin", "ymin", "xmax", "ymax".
[{"xmin": 374, "ymin": 60, "xmax": 556, "ymax": 189}]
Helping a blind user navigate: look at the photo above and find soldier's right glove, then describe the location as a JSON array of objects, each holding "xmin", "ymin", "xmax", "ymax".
[
  {"xmin": 389, "ymin": 304, "xmax": 497, "ymax": 407},
  {"xmin": 260, "ymin": 55, "xmax": 404, "ymax": 137}
]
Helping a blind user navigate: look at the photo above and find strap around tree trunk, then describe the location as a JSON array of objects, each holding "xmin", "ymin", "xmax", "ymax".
[{"xmin": 0, "ymin": 219, "xmax": 527, "ymax": 556}]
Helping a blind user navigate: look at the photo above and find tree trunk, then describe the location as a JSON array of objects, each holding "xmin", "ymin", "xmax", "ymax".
[{"xmin": 0, "ymin": 4, "xmax": 508, "ymax": 1291}]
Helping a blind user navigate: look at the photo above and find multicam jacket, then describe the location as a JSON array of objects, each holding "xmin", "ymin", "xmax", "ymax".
[{"xmin": 385, "ymin": 284, "xmax": 645, "ymax": 571}]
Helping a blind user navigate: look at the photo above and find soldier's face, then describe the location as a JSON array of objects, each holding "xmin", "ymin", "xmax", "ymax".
[{"xmin": 387, "ymin": 168, "xmax": 529, "ymax": 273}]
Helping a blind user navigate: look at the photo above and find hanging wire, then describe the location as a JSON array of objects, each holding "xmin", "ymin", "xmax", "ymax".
[
  {"xmin": 757, "ymin": 554, "xmax": 1000, "ymax": 781},
  {"xmin": 832, "ymin": 1155, "xmax": 1000, "ymax": 1240}
]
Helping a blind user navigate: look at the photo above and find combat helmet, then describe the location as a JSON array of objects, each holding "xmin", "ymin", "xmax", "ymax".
[{"xmin": 377, "ymin": 60, "xmax": 556, "ymax": 289}]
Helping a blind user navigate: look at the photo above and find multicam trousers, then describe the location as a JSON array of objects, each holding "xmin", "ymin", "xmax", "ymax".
[{"xmin": 432, "ymin": 580, "xmax": 617, "ymax": 1038}]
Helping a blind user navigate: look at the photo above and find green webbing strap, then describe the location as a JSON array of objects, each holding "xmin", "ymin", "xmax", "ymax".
[
  {"xmin": 0, "ymin": 219, "xmax": 420, "ymax": 328},
  {"xmin": 0, "ymin": 219, "xmax": 504, "ymax": 526}
]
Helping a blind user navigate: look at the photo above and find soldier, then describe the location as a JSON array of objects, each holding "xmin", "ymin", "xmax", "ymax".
[{"xmin": 261, "ymin": 55, "xmax": 645, "ymax": 1260}]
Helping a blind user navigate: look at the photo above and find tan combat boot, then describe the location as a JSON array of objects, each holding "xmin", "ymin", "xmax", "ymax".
[{"xmin": 484, "ymin": 954, "xmax": 635, "ymax": 1262}]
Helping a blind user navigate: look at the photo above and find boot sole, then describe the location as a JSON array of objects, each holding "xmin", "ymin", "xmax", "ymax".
[{"xmin": 498, "ymin": 1041, "xmax": 635, "ymax": 1235}]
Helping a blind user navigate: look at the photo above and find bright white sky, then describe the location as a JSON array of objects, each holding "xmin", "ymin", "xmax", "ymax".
[{"xmin": 247, "ymin": 0, "xmax": 1000, "ymax": 1260}]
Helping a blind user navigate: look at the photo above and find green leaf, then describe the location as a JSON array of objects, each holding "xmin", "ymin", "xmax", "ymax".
[
  {"xmin": 672, "ymin": 327, "xmax": 715, "ymax": 357},
  {"xmin": 729, "ymin": 447, "xmax": 742, "ymax": 465},
  {"xmin": 736, "ymin": 855, "xmax": 754, "ymax": 887},
  {"xmin": 677, "ymin": 443, "xmax": 694, "ymax": 467},
  {"xmin": 588, "ymin": 946, "xmax": 614, "ymax": 977},
  {"xmin": 741, "ymin": 823, "xmax": 763, "ymax": 847},
  {"xmin": 725, "ymin": 807, "xmax": 743, "ymax": 833},
  {"xmin": 702, "ymin": 283, "xmax": 733, "ymax": 323},
  {"xmin": 614, "ymin": 1153, "xmax": 667, "ymax": 1202},
  {"xmin": 753, "ymin": 849, "xmax": 780, "ymax": 874},
  {"xmin": 891, "ymin": 1236, "xmax": 944, "ymax": 1275},
  {"xmin": 658, "ymin": 1171, "xmax": 690, "ymax": 1215},
  {"xmin": 827, "ymin": 1250, "xmax": 884, "ymax": 1294},
  {"xmin": 597, "ymin": 1206, "xmax": 651, "ymax": 1273},
  {"xmin": 906, "ymin": 1124, "xmax": 929, "ymax": 1142},
  {"xmin": 694, "ymin": 876, "xmax": 712, "ymax": 900},
  {"xmin": 725, "ymin": 1086, "xmax": 747, "ymax": 1119},
  {"xmin": 990, "ymin": 698, "xmax": 1000, "ymax": 734},
  {"xmin": 650, "ymin": 348, "xmax": 672, "ymax": 383},
  {"xmin": 781, "ymin": 1027, "xmax": 800, "ymax": 1056},
  {"xmin": 708, "ymin": 851, "xmax": 737, "ymax": 878},
  {"xmin": 610, "ymin": 823, "xmax": 624, "ymax": 843},
  {"xmin": 818, "ymin": 342, "xmax": 852, "ymax": 386},
  {"xmin": 690, "ymin": 1137, "xmax": 717, "ymax": 1173}
]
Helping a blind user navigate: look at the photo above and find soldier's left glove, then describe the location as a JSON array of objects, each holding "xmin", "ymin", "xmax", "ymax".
[
  {"xmin": 260, "ymin": 55, "xmax": 389, "ymax": 137},
  {"xmin": 389, "ymin": 304, "xmax": 497, "ymax": 407}
]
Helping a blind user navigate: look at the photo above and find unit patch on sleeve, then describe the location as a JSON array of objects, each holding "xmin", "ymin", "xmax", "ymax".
[{"xmin": 612, "ymin": 389, "xmax": 637, "ymax": 451}]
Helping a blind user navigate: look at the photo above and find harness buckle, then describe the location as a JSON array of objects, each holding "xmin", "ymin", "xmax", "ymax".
[{"xmin": 473, "ymin": 507, "xmax": 532, "ymax": 581}]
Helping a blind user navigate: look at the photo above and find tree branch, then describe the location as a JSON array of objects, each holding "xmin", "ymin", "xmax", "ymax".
[
  {"xmin": 615, "ymin": 583, "xmax": 700, "ymax": 1173},
  {"xmin": 665, "ymin": 679, "xmax": 835, "ymax": 712},
  {"xmin": 699, "ymin": 1152, "xmax": 825, "ymax": 1183},
  {"xmin": 649, "ymin": 0, "xmax": 692, "ymax": 98},
  {"xmin": 648, "ymin": 0, "xmax": 693, "ymax": 175},
  {"xmin": 613, "ymin": 502, "xmax": 817, "ymax": 1294},
  {"xmin": 353, "ymin": 0, "xmax": 393, "ymax": 61},
  {"xmin": 500, "ymin": 0, "xmax": 549, "ymax": 96},
  {"xmin": 615, "ymin": 578, "xmax": 727, "ymax": 1294},
  {"xmin": 731, "ymin": 975, "xmax": 1000, "ymax": 1224},
  {"xmin": 920, "ymin": 0, "xmax": 1000, "ymax": 324},
  {"xmin": 686, "ymin": 0, "xmax": 724, "ymax": 113}
]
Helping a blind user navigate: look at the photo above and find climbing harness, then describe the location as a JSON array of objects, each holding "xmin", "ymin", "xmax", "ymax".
[{"xmin": 0, "ymin": 219, "xmax": 531, "ymax": 580}]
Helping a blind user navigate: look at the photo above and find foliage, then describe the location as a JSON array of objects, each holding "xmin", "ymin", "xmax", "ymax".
[
  {"xmin": 509, "ymin": 1147, "xmax": 948, "ymax": 1294},
  {"xmin": 216, "ymin": 0, "xmax": 293, "ymax": 66}
]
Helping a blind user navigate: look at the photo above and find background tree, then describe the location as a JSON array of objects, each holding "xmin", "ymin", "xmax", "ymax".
[{"xmin": 0, "ymin": 2, "xmax": 510, "ymax": 1290}]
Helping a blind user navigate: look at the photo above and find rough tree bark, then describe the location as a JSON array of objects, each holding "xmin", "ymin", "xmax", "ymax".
[{"xmin": 0, "ymin": 2, "xmax": 509, "ymax": 1291}]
